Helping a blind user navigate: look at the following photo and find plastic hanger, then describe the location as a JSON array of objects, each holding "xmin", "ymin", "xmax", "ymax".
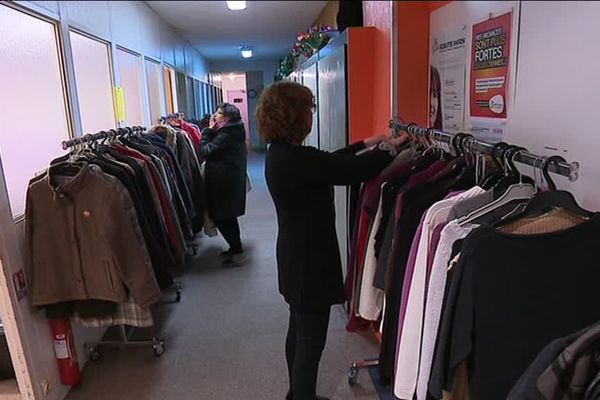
[
  {"xmin": 498, "ymin": 155, "xmax": 592, "ymax": 222},
  {"xmin": 458, "ymin": 147, "xmax": 536, "ymax": 226},
  {"xmin": 480, "ymin": 141, "xmax": 508, "ymax": 189},
  {"xmin": 491, "ymin": 145, "xmax": 535, "ymax": 198}
]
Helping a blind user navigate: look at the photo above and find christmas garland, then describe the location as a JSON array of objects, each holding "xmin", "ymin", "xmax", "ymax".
[{"xmin": 276, "ymin": 25, "xmax": 335, "ymax": 81}]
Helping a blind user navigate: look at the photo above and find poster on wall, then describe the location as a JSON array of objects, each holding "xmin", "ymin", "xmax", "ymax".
[
  {"xmin": 470, "ymin": 11, "xmax": 511, "ymax": 118},
  {"xmin": 429, "ymin": 27, "xmax": 467, "ymax": 133}
]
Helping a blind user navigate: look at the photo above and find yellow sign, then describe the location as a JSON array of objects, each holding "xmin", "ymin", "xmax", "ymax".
[{"xmin": 114, "ymin": 87, "xmax": 126, "ymax": 123}]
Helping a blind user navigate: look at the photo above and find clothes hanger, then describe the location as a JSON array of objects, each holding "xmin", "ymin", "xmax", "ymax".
[
  {"xmin": 458, "ymin": 147, "xmax": 536, "ymax": 226},
  {"xmin": 429, "ymin": 133, "xmax": 473, "ymax": 188},
  {"xmin": 481, "ymin": 142, "xmax": 509, "ymax": 189},
  {"xmin": 497, "ymin": 155, "xmax": 593, "ymax": 222},
  {"xmin": 491, "ymin": 145, "xmax": 536, "ymax": 199},
  {"xmin": 447, "ymin": 133, "xmax": 477, "ymax": 189}
]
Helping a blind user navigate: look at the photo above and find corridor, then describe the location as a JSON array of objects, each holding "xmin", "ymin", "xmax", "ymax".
[{"xmin": 66, "ymin": 153, "xmax": 381, "ymax": 400}]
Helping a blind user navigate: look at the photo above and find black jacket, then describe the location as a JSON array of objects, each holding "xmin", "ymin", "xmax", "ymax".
[
  {"xmin": 201, "ymin": 121, "xmax": 248, "ymax": 220},
  {"xmin": 265, "ymin": 140, "xmax": 393, "ymax": 311}
]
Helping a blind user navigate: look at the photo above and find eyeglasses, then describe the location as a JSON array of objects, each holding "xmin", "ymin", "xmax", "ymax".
[{"xmin": 311, "ymin": 103, "xmax": 317, "ymax": 114}]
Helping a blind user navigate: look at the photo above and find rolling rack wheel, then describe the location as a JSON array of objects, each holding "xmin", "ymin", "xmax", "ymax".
[
  {"xmin": 174, "ymin": 281, "xmax": 182, "ymax": 303},
  {"xmin": 88, "ymin": 346, "xmax": 102, "ymax": 362},
  {"xmin": 347, "ymin": 358, "xmax": 378, "ymax": 386},
  {"xmin": 152, "ymin": 338, "xmax": 165, "ymax": 357},
  {"xmin": 161, "ymin": 281, "xmax": 183, "ymax": 304},
  {"xmin": 348, "ymin": 363, "xmax": 358, "ymax": 386}
]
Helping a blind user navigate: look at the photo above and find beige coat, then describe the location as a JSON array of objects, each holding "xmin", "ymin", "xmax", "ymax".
[{"xmin": 25, "ymin": 163, "xmax": 161, "ymax": 307}]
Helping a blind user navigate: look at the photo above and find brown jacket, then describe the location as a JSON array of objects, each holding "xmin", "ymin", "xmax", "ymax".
[{"xmin": 25, "ymin": 163, "xmax": 161, "ymax": 307}]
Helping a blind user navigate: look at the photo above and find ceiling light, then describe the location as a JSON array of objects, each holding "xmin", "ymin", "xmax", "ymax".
[
  {"xmin": 226, "ymin": 1, "xmax": 247, "ymax": 11},
  {"xmin": 241, "ymin": 46, "xmax": 253, "ymax": 59}
]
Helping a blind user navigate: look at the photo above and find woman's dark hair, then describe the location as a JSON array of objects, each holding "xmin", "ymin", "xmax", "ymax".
[
  {"xmin": 217, "ymin": 103, "xmax": 242, "ymax": 123},
  {"xmin": 256, "ymin": 81, "xmax": 314, "ymax": 143},
  {"xmin": 430, "ymin": 66, "xmax": 443, "ymax": 129}
]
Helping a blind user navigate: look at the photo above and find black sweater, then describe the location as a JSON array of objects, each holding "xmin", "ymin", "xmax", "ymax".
[{"xmin": 265, "ymin": 140, "xmax": 393, "ymax": 311}]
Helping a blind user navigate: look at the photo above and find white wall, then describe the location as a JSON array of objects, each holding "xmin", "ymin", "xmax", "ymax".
[
  {"xmin": 431, "ymin": 1, "xmax": 600, "ymax": 210},
  {"xmin": 220, "ymin": 74, "xmax": 250, "ymax": 135},
  {"xmin": 210, "ymin": 59, "xmax": 279, "ymax": 86},
  {"xmin": 4, "ymin": 2, "xmax": 211, "ymax": 400}
]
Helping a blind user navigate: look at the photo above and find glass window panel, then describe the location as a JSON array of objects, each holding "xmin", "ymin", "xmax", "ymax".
[
  {"xmin": 0, "ymin": 5, "xmax": 70, "ymax": 216},
  {"xmin": 70, "ymin": 30, "xmax": 115, "ymax": 133},
  {"xmin": 202, "ymin": 83, "xmax": 209, "ymax": 116},
  {"xmin": 195, "ymin": 80, "xmax": 202, "ymax": 118},
  {"xmin": 145, "ymin": 59, "xmax": 165, "ymax": 124},
  {"xmin": 176, "ymin": 72, "xmax": 188, "ymax": 116},
  {"xmin": 186, "ymin": 76, "xmax": 196, "ymax": 119},
  {"xmin": 117, "ymin": 48, "xmax": 144, "ymax": 126}
]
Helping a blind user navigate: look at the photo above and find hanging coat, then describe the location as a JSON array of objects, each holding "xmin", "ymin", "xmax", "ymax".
[{"xmin": 200, "ymin": 121, "xmax": 247, "ymax": 220}]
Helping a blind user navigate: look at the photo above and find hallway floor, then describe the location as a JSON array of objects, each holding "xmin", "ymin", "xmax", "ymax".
[{"xmin": 66, "ymin": 153, "xmax": 381, "ymax": 400}]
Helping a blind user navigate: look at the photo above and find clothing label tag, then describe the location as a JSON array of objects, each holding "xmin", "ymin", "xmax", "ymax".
[{"xmin": 53, "ymin": 339, "xmax": 69, "ymax": 359}]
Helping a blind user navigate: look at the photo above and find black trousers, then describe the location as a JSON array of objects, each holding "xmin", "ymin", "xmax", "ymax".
[
  {"xmin": 214, "ymin": 217, "xmax": 242, "ymax": 253},
  {"xmin": 285, "ymin": 307, "xmax": 331, "ymax": 400}
]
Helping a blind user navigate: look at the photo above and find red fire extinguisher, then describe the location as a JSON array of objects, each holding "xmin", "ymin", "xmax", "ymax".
[{"xmin": 49, "ymin": 319, "xmax": 81, "ymax": 386}]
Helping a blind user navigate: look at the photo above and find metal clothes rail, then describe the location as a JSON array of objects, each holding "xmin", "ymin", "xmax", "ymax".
[
  {"xmin": 390, "ymin": 121, "xmax": 580, "ymax": 182},
  {"xmin": 61, "ymin": 126, "xmax": 146, "ymax": 150},
  {"xmin": 58, "ymin": 124, "xmax": 188, "ymax": 361}
]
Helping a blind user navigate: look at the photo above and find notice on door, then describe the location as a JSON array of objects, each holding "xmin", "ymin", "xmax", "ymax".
[
  {"xmin": 430, "ymin": 27, "xmax": 467, "ymax": 133},
  {"xmin": 470, "ymin": 12, "xmax": 511, "ymax": 119}
]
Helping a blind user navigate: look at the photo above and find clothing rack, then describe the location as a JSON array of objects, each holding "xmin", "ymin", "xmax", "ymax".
[
  {"xmin": 59, "ymin": 125, "xmax": 186, "ymax": 360},
  {"xmin": 389, "ymin": 120, "xmax": 580, "ymax": 182},
  {"xmin": 347, "ymin": 120, "xmax": 583, "ymax": 386},
  {"xmin": 61, "ymin": 126, "xmax": 147, "ymax": 150},
  {"xmin": 158, "ymin": 113, "xmax": 184, "ymax": 124}
]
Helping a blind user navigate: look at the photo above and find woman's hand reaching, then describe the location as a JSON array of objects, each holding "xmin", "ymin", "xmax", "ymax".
[
  {"xmin": 364, "ymin": 134, "xmax": 389, "ymax": 148},
  {"xmin": 390, "ymin": 133, "xmax": 409, "ymax": 149}
]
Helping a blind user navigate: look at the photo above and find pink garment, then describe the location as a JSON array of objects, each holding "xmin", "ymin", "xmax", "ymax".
[
  {"xmin": 394, "ymin": 214, "xmax": 425, "ymax": 358},
  {"xmin": 384, "ymin": 160, "xmax": 448, "ymax": 291},
  {"xmin": 180, "ymin": 120, "xmax": 202, "ymax": 147}
]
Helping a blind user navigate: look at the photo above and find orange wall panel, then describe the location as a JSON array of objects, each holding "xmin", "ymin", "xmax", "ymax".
[
  {"xmin": 347, "ymin": 28, "xmax": 377, "ymax": 142},
  {"xmin": 363, "ymin": 1, "xmax": 392, "ymax": 136},
  {"xmin": 397, "ymin": 1, "xmax": 430, "ymax": 126}
]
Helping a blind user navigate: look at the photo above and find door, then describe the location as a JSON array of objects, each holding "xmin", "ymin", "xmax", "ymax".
[
  {"xmin": 227, "ymin": 90, "xmax": 249, "ymax": 143},
  {"xmin": 302, "ymin": 63, "xmax": 319, "ymax": 148},
  {"xmin": 317, "ymin": 45, "xmax": 349, "ymax": 276}
]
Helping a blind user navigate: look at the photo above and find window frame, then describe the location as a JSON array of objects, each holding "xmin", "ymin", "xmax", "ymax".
[
  {"xmin": 68, "ymin": 27, "xmax": 118, "ymax": 133},
  {"xmin": 0, "ymin": 3, "xmax": 74, "ymax": 221}
]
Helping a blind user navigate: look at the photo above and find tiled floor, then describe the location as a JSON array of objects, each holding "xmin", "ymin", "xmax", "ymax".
[{"xmin": 66, "ymin": 153, "xmax": 381, "ymax": 400}]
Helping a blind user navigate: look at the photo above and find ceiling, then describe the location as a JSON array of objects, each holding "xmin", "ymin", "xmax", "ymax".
[{"xmin": 146, "ymin": 1, "xmax": 328, "ymax": 61}]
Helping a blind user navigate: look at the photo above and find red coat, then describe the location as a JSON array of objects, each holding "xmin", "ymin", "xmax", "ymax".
[{"xmin": 180, "ymin": 120, "xmax": 201, "ymax": 147}]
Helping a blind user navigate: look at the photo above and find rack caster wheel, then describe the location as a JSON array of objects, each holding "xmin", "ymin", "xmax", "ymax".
[
  {"xmin": 89, "ymin": 347, "xmax": 102, "ymax": 362},
  {"xmin": 152, "ymin": 339, "xmax": 165, "ymax": 357},
  {"xmin": 348, "ymin": 363, "xmax": 358, "ymax": 386},
  {"xmin": 175, "ymin": 290, "xmax": 182, "ymax": 303}
]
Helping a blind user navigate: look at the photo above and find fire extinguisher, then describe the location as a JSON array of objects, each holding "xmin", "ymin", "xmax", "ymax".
[{"xmin": 49, "ymin": 319, "xmax": 81, "ymax": 386}]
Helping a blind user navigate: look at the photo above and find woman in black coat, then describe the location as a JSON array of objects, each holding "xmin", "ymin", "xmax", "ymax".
[
  {"xmin": 257, "ymin": 81, "xmax": 406, "ymax": 400},
  {"xmin": 200, "ymin": 103, "xmax": 248, "ymax": 264}
]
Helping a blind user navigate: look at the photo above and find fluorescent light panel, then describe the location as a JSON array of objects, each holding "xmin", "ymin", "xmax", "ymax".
[{"xmin": 226, "ymin": 1, "xmax": 247, "ymax": 11}]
